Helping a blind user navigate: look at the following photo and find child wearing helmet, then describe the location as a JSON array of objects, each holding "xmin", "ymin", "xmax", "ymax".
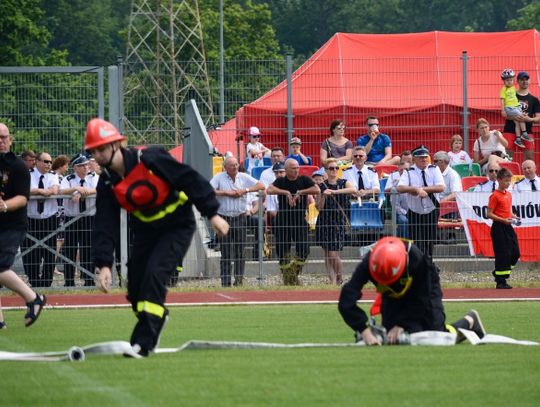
[
  {"xmin": 338, "ymin": 237, "xmax": 486, "ymax": 345},
  {"xmin": 500, "ymin": 68, "xmax": 531, "ymax": 149}
]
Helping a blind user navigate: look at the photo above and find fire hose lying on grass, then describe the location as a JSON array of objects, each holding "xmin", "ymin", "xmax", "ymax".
[{"xmin": 0, "ymin": 329, "xmax": 537, "ymax": 362}]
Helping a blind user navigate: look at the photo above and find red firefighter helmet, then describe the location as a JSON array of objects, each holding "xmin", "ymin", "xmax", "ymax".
[
  {"xmin": 85, "ymin": 118, "xmax": 126, "ymax": 150},
  {"xmin": 368, "ymin": 237, "xmax": 407, "ymax": 285}
]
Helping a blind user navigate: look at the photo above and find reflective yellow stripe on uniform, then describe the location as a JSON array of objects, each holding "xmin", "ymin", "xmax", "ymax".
[
  {"xmin": 136, "ymin": 301, "xmax": 165, "ymax": 318},
  {"xmin": 494, "ymin": 269, "xmax": 512, "ymax": 277},
  {"xmin": 445, "ymin": 324, "xmax": 457, "ymax": 334},
  {"xmin": 176, "ymin": 266, "xmax": 183, "ymax": 273},
  {"xmin": 132, "ymin": 191, "xmax": 188, "ymax": 222},
  {"xmin": 376, "ymin": 277, "xmax": 413, "ymax": 299}
]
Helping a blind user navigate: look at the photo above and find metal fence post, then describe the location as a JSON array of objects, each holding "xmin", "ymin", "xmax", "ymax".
[
  {"xmin": 108, "ymin": 65, "xmax": 120, "ymax": 127},
  {"xmin": 97, "ymin": 67, "xmax": 105, "ymax": 119},
  {"xmin": 462, "ymin": 51, "xmax": 469, "ymax": 152},
  {"xmin": 286, "ymin": 54, "xmax": 293, "ymax": 152},
  {"xmin": 257, "ymin": 191, "xmax": 265, "ymax": 286}
]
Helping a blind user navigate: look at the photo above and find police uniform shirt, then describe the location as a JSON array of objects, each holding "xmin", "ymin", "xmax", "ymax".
[
  {"xmin": 385, "ymin": 170, "xmax": 409, "ymax": 215},
  {"xmin": 474, "ymin": 179, "xmax": 498, "ymax": 192},
  {"xmin": 398, "ymin": 164, "xmax": 444, "ymax": 214},
  {"xmin": 210, "ymin": 171, "xmax": 260, "ymax": 217},
  {"xmin": 28, "ymin": 169, "xmax": 59, "ymax": 219},
  {"xmin": 440, "ymin": 165, "xmax": 462, "ymax": 200},
  {"xmin": 342, "ymin": 165, "xmax": 380, "ymax": 191},
  {"xmin": 513, "ymin": 176, "xmax": 540, "ymax": 192},
  {"xmin": 60, "ymin": 172, "xmax": 99, "ymax": 217}
]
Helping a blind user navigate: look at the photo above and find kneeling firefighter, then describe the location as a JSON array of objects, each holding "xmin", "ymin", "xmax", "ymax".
[
  {"xmin": 338, "ymin": 236, "xmax": 486, "ymax": 345},
  {"xmin": 86, "ymin": 118, "xmax": 229, "ymax": 356}
]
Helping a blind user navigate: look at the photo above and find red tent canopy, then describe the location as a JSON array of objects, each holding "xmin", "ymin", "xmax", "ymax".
[{"xmin": 236, "ymin": 30, "xmax": 540, "ymax": 165}]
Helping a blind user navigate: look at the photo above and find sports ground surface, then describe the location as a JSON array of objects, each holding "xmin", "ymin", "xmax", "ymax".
[{"xmin": 3, "ymin": 287, "xmax": 540, "ymax": 308}]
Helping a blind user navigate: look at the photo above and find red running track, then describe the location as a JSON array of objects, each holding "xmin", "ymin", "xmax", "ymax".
[{"xmin": 2, "ymin": 288, "xmax": 540, "ymax": 308}]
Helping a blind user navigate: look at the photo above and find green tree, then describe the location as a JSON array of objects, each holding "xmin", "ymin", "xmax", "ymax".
[
  {"xmin": 507, "ymin": 2, "xmax": 540, "ymax": 31},
  {"xmin": 43, "ymin": 0, "xmax": 131, "ymax": 66},
  {"xmin": 0, "ymin": 0, "xmax": 66, "ymax": 65}
]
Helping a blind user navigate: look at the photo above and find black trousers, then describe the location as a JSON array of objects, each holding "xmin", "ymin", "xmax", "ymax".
[
  {"xmin": 491, "ymin": 221, "xmax": 520, "ymax": 280},
  {"xmin": 63, "ymin": 216, "xmax": 94, "ymax": 286},
  {"xmin": 21, "ymin": 217, "xmax": 58, "ymax": 287},
  {"xmin": 127, "ymin": 225, "xmax": 194, "ymax": 351},
  {"xmin": 219, "ymin": 214, "xmax": 247, "ymax": 286},
  {"xmin": 407, "ymin": 209, "xmax": 439, "ymax": 258},
  {"xmin": 274, "ymin": 214, "xmax": 310, "ymax": 266}
]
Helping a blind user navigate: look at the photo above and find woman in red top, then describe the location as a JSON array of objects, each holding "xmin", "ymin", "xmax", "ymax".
[{"xmin": 486, "ymin": 168, "xmax": 521, "ymax": 289}]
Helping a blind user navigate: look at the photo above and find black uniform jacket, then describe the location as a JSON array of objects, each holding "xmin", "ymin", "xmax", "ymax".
[
  {"xmin": 338, "ymin": 243, "xmax": 446, "ymax": 334},
  {"xmin": 92, "ymin": 147, "xmax": 220, "ymax": 268}
]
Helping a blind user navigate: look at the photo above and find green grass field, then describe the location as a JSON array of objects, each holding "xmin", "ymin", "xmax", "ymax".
[{"xmin": 1, "ymin": 302, "xmax": 539, "ymax": 407}]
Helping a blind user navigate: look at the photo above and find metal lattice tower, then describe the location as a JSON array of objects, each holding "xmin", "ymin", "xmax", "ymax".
[{"xmin": 124, "ymin": 0, "xmax": 214, "ymax": 146}]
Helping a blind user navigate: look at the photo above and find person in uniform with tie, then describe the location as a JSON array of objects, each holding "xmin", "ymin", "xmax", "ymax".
[
  {"xmin": 397, "ymin": 146, "xmax": 444, "ymax": 258},
  {"xmin": 474, "ymin": 164, "xmax": 500, "ymax": 192},
  {"xmin": 59, "ymin": 154, "xmax": 99, "ymax": 287},
  {"xmin": 514, "ymin": 160, "xmax": 540, "ymax": 192},
  {"xmin": 21, "ymin": 152, "xmax": 59, "ymax": 287},
  {"xmin": 342, "ymin": 146, "xmax": 380, "ymax": 198}
]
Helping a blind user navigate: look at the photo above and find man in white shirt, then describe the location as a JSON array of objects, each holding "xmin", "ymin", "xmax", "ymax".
[
  {"xmin": 433, "ymin": 151, "xmax": 462, "ymax": 202},
  {"xmin": 259, "ymin": 147, "xmax": 285, "ymax": 187},
  {"xmin": 397, "ymin": 145, "xmax": 444, "ymax": 258},
  {"xmin": 514, "ymin": 160, "xmax": 540, "ymax": 192},
  {"xmin": 342, "ymin": 146, "xmax": 380, "ymax": 199},
  {"xmin": 385, "ymin": 161, "xmax": 410, "ymax": 238},
  {"xmin": 59, "ymin": 154, "xmax": 99, "ymax": 287},
  {"xmin": 210, "ymin": 156, "xmax": 265, "ymax": 286},
  {"xmin": 21, "ymin": 151, "xmax": 59, "ymax": 287},
  {"xmin": 474, "ymin": 164, "xmax": 500, "ymax": 192}
]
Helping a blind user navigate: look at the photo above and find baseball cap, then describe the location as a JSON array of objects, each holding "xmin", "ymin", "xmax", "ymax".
[
  {"xmin": 290, "ymin": 137, "xmax": 302, "ymax": 145},
  {"xmin": 312, "ymin": 168, "xmax": 325, "ymax": 177},
  {"xmin": 517, "ymin": 71, "xmax": 530, "ymax": 80},
  {"xmin": 249, "ymin": 126, "xmax": 261, "ymax": 136},
  {"xmin": 412, "ymin": 145, "xmax": 430, "ymax": 157},
  {"xmin": 272, "ymin": 162, "xmax": 285, "ymax": 172},
  {"xmin": 71, "ymin": 153, "xmax": 89, "ymax": 166}
]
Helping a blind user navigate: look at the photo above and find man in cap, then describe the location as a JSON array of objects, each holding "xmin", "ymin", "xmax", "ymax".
[
  {"xmin": 85, "ymin": 118, "xmax": 229, "ymax": 356},
  {"xmin": 502, "ymin": 71, "xmax": 540, "ymax": 160},
  {"xmin": 59, "ymin": 153, "xmax": 99, "ymax": 286},
  {"xmin": 0, "ymin": 123, "xmax": 46, "ymax": 329},
  {"xmin": 397, "ymin": 145, "xmax": 444, "ymax": 258},
  {"xmin": 338, "ymin": 236, "xmax": 486, "ymax": 345}
]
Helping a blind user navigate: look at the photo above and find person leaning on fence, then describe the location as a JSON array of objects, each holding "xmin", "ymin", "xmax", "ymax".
[
  {"xmin": 0, "ymin": 123, "xmax": 46, "ymax": 329},
  {"xmin": 473, "ymin": 164, "xmax": 500, "ymax": 192},
  {"xmin": 315, "ymin": 158, "xmax": 356, "ymax": 285},
  {"xmin": 487, "ymin": 168, "xmax": 521, "ymax": 289},
  {"xmin": 338, "ymin": 236, "xmax": 486, "ymax": 345},
  {"xmin": 342, "ymin": 146, "xmax": 380, "ymax": 199},
  {"xmin": 210, "ymin": 156, "xmax": 265, "ymax": 287},
  {"xmin": 396, "ymin": 145, "xmax": 444, "ymax": 258},
  {"xmin": 513, "ymin": 160, "xmax": 540, "ymax": 192},
  {"xmin": 267, "ymin": 158, "xmax": 320, "ymax": 285},
  {"xmin": 86, "ymin": 118, "xmax": 229, "ymax": 357},
  {"xmin": 21, "ymin": 151, "xmax": 59, "ymax": 288},
  {"xmin": 59, "ymin": 153, "xmax": 99, "ymax": 287}
]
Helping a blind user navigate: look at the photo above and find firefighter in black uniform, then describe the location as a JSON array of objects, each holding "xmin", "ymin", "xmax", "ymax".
[
  {"xmin": 338, "ymin": 237, "xmax": 486, "ymax": 345},
  {"xmin": 85, "ymin": 118, "xmax": 229, "ymax": 356}
]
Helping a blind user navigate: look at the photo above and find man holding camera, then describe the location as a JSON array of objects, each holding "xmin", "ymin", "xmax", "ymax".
[{"xmin": 356, "ymin": 116, "xmax": 400, "ymax": 165}]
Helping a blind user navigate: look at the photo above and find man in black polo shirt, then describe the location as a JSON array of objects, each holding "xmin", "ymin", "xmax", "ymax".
[
  {"xmin": 0, "ymin": 123, "xmax": 46, "ymax": 329},
  {"xmin": 503, "ymin": 71, "xmax": 540, "ymax": 160},
  {"xmin": 266, "ymin": 158, "xmax": 320, "ymax": 285}
]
